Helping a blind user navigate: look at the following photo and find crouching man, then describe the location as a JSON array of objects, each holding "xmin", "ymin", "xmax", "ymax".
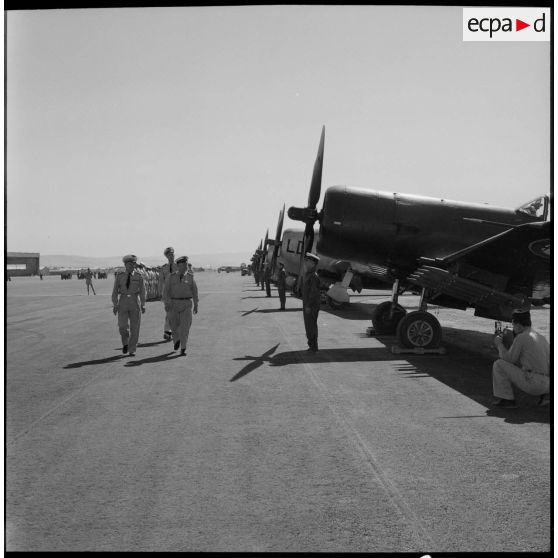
[{"xmin": 492, "ymin": 309, "xmax": 550, "ymax": 408}]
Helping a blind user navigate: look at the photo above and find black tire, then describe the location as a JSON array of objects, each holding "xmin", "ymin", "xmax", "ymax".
[
  {"xmin": 371, "ymin": 301, "xmax": 407, "ymax": 334},
  {"xmin": 396, "ymin": 311, "xmax": 442, "ymax": 349}
]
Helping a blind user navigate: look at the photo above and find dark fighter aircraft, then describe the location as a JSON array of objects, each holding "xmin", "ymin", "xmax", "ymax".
[{"xmin": 288, "ymin": 126, "xmax": 550, "ymax": 350}]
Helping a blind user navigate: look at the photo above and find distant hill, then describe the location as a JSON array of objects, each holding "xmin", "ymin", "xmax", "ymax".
[{"xmin": 39, "ymin": 252, "xmax": 253, "ymax": 269}]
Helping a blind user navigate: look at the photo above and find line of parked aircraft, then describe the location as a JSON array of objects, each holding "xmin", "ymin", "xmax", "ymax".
[{"xmin": 251, "ymin": 126, "xmax": 550, "ymax": 350}]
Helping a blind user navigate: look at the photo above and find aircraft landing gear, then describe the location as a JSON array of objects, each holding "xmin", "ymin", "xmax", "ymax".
[
  {"xmin": 370, "ymin": 279, "xmax": 407, "ymax": 334},
  {"xmin": 396, "ymin": 310, "xmax": 442, "ymax": 349},
  {"xmin": 371, "ymin": 301, "xmax": 407, "ymax": 334}
]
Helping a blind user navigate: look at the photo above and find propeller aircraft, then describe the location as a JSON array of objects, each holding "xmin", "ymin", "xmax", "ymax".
[{"xmin": 288, "ymin": 126, "xmax": 550, "ymax": 350}]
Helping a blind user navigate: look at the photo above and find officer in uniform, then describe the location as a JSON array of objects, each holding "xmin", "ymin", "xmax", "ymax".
[
  {"xmin": 158, "ymin": 246, "xmax": 176, "ymax": 341},
  {"xmin": 163, "ymin": 255, "xmax": 199, "ymax": 356},
  {"xmin": 112, "ymin": 254, "xmax": 146, "ymax": 356},
  {"xmin": 302, "ymin": 252, "xmax": 321, "ymax": 352},
  {"xmin": 277, "ymin": 261, "xmax": 287, "ymax": 311},
  {"xmin": 84, "ymin": 267, "xmax": 96, "ymax": 295},
  {"xmin": 263, "ymin": 262, "xmax": 272, "ymax": 297}
]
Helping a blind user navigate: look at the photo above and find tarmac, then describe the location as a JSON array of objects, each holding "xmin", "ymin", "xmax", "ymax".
[{"xmin": 5, "ymin": 272, "xmax": 551, "ymax": 552}]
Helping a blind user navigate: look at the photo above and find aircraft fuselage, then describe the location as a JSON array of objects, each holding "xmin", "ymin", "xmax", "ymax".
[{"xmin": 318, "ymin": 187, "xmax": 541, "ymax": 279}]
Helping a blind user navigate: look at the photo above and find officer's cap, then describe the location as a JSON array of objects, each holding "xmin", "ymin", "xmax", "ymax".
[
  {"xmin": 512, "ymin": 308, "xmax": 531, "ymax": 326},
  {"xmin": 176, "ymin": 255, "xmax": 188, "ymax": 264},
  {"xmin": 164, "ymin": 246, "xmax": 174, "ymax": 256},
  {"xmin": 122, "ymin": 254, "xmax": 137, "ymax": 264},
  {"xmin": 304, "ymin": 252, "xmax": 320, "ymax": 263}
]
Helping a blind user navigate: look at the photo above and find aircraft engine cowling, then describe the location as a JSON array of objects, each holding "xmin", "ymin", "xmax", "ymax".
[{"xmin": 318, "ymin": 187, "xmax": 398, "ymax": 263}]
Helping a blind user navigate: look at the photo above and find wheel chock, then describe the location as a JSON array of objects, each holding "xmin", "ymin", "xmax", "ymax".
[{"xmin": 391, "ymin": 345, "xmax": 446, "ymax": 355}]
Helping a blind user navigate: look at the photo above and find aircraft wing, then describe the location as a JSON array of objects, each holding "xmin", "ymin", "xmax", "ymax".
[{"xmin": 408, "ymin": 221, "xmax": 550, "ymax": 319}]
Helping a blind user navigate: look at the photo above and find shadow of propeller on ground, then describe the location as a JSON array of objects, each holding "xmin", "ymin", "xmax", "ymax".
[{"xmin": 231, "ymin": 327, "xmax": 549, "ymax": 425}]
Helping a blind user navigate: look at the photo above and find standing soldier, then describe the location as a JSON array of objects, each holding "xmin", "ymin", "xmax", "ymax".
[
  {"xmin": 163, "ymin": 256, "xmax": 199, "ymax": 356},
  {"xmin": 84, "ymin": 267, "xmax": 96, "ymax": 295},
  {"xmin": 112, "ymin": 254, "xmax": 146, "ymax": 357},
  {"xmin": 263, "ymin": 262, "xmax": 272, "ymax": 297},
  {"xmin": 158, "ymin": 246, "xmax": 176, "ymax": 341},
  {"xmin": 302, "ymin": 252, "xmax": 321, "ymax": 352},
  {"xmin": 277, "ymin": 261, "xmax": 287, "ymax": 311}
]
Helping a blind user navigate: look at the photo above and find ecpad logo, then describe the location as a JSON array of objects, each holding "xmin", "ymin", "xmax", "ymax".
[{"xmin": 463, "ymin": 8, "xmax": 550, "ymax": 41}]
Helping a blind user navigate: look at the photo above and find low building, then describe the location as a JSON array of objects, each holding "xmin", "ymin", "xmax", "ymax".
[{"xmin": 7, "ymin": 252, "xmax": 40, "ymax": 277}]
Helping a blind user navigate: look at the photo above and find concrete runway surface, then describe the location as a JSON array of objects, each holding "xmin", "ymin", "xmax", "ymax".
[{"xmin": 6, "ymin": 273, "xmax": 550, "ymax": 552}]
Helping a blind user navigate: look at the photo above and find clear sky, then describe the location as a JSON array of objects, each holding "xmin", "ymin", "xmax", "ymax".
[{"xmin": 6, "ymin": 5, "xmax": 550, "ymax": 258}]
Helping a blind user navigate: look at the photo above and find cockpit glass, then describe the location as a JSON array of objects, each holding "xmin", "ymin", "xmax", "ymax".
[{"xmin": 517, "ymin": 196, "xmax": 546, "ymax": 219}]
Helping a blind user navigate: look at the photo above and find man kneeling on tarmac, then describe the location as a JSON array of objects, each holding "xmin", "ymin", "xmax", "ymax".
[{"xmin": 492, "ymin": 309, "xmax": 550, "ymax": 409}]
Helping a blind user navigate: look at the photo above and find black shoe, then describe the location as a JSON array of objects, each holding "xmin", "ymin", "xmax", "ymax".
[
  {"xmin": 174, "ymin": 340, "xmax": 180, "ymax": 350},
  {"xmin": 129, "ymin": 352, "xmax": 135, "ymax": 357},
  {"xmin": 164, "ymin": 331, "xmax": 171, "ymax": 341},
  {"xmin": 180, "ymin": 349, "xmax": 186, "ymax": 356},
  {"xmin": 122, "ymin": 345, "xmax": 128, "ymax": 354},
  {"xmin": 492, "ymin": 398, "xmax": 517, "ymax": 408}
]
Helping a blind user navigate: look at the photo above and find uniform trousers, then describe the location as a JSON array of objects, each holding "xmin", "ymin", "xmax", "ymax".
[
  {"xmin": 492, "ymin": 359, "xmax": 549, "ymax": 400},
  {"xmin": 162, "ymin": 303, "xmax": 172, "ymax": 333},
  {"xmin": 169, "ymin": 299, "xmax": 193, "ymax": 350},
  {"xmin": 118, "ymin": 295, "xmax": 141, "ymax": 352},
  {"xmin": 303, "ymin": 306, "xmax": 320, "ymax": 350},
  {"xmin": 278, "ymin": 287, "xmax": 286, "ymax": 309}
]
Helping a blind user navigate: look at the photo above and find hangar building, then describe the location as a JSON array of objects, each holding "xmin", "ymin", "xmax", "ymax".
[{"xmin": 7, "ymin": 252, "xmax": 40, "ymax": 277}]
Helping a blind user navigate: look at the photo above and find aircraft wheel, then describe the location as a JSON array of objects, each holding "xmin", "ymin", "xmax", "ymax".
[
  {"xmin": 396, "ymin": 311, "xmax": 442, "ymax": 349},
  {"xmin": 327, "ymin": 296, "xmax": 347, "ymax": 310},
  {"xmin": 371, "ymin": 301, "xmax": 406, "ymax": 334}
]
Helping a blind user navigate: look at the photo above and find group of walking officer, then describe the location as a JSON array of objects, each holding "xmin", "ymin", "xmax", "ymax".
[{"xmin": 111, "ymin": 248, "xmax": 198, "ymax": 358}]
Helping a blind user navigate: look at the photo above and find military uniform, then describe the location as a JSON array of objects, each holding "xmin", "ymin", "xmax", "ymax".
[
  {"xmin": 159, "ymin": 247, "xmax": 176, "ymax": 340},
  {"xmin": 302, "ymin": 253, "xmax": 321, "ymax": 352},
  {"xmin": 163, "ymin": 256, "xmax": 199, "ymax": 354},
  {"xmin": 492, "ymin": 310, "xmax": 550, "ymax": 405},
  {"xmin": 264, "ymin": 264, "xmax": 272, "ymax": 297},
  {"xmin": 277, "ymin": 265, "xmax": 287, "ymax": 310},
  {"xmin": 112, "ymin": 255, "xmax": 146, "ymax": 356},
  {"xmin": 85, "ymin": 269, "xmax": 96, "ymax": 295}
]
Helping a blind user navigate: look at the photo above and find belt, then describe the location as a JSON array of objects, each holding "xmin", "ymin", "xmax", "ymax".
[{"xmin": 172, "ymin": 297, "xmax": 191, "ymax": 300}]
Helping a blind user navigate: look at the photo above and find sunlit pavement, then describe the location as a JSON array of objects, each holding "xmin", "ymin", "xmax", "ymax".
[{"xmin": 6, "ymin": 274, "xmax": 550, "ymax": 552}]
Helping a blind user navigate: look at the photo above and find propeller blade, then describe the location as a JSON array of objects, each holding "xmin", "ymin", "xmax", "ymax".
[
  {"xmin": 308, "ymin": 125, "xmax": 325, "ymax": 209},
  {"xmin": 275, "ymin": 204, "xmax": 285, "ymax": 246},
  {"xmin": 271, "ymin": 205, "xmax": 285, "ymax": 273}
]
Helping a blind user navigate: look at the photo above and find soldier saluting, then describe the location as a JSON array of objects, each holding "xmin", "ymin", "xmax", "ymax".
[
  {"xmin": 112, "ymin": 254, "xmax": 146, "ymax": 357},
  {"xmin": 163, "ymin": 255, "xmax": 199, "ymax": 356}
]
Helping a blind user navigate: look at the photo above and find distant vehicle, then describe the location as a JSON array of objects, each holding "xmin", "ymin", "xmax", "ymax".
[{"xmin": 240, "ymin": 263, "xmax": 250, "ymax": 276}]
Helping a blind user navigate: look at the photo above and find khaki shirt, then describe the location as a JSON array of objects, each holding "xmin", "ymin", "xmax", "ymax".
[
  {"xmin": 497, "ymin": 327, "xmax": 550, "ymax": 376},
  {"xmin": 163, "ymin": 272, "xmax": 199, "ymax": 305},
  {"xmin": 112, "ymin": 270, "xmax": 146, "ymax": 307}
]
